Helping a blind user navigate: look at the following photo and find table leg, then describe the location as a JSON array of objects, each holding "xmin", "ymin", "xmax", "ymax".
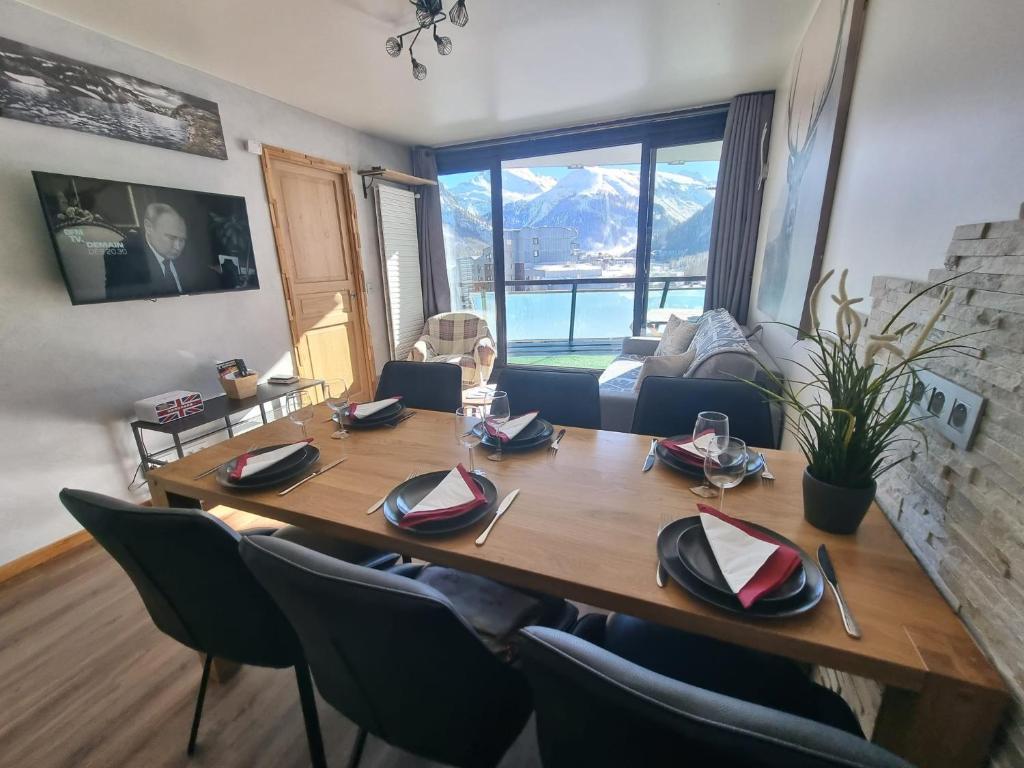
[
  {"xmin": 172, "ymin": 433, "xmax": 184, "ymax": 460},
  {"xmin": 224, "ymin": 415, "xmax": 235, "ymax": 438},
  {"xmin": 131, "ymin": 424, "xmax": 150, "ymax": 470},
  {"xmin": 259, "ymin": 403, "xmax": 268, "ymax": 424}
]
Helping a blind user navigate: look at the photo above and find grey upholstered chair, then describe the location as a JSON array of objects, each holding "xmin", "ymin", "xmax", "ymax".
[
  {"xmin": 58, "ymin": 489, "xmax": 397, "ymax": 765},
  {"xmin": 518, "ymin": 619, "xmax": 912, "ymax": 768},
  {"xmin": 495, "ymin": 368, "xmax": 602, "ymax": 429},
  {"xmin": 631, "ymin": 375, "xmax": 777, "ymax": 447},
  {"xmin": 375, "ymin": 359, "xmax": 464, "ymax": 412},
  {"xmin": 239, "ymin": 534, "xmax": 573, "ymax": 768}
]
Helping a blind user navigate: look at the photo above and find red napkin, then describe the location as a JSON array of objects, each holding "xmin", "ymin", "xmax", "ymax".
[
  {"xmin": 484, "ymin": 411, "xmax": 539, "ymax": 443},
  {"xmin": 697, "ymin": 504, "xmax": 802, "ymax": 609},
  {"xmin": 660, "ymin": 429, "xmax": 715, "ymax": 466},
  {"xmin": 398, "ymin": 464, "xmax": 487, "ymax": 529}
]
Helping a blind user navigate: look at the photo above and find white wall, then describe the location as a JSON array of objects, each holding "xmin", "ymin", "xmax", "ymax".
[
  {"xmin": 0, "ymin": 0, "xmax": 409, "ymax": 566},
  {"xmin": 749, "ymin": 0, "xmax": 1024, "ymax": 433}
]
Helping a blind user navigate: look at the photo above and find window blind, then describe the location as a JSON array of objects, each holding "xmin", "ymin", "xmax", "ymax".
[{"xmin": 374, "ymin": 185, "xmax": 424, "ymax": 361}]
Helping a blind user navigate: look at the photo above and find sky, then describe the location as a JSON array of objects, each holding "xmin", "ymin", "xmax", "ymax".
[{"xmin": 439, "ymin": 161, "xmax": 720, "ymax": 191}]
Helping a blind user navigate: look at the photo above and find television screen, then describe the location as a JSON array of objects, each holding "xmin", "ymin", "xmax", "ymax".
[{"xmin": 32, "ymin": 171, "xmax": 260, "ymax": 304}]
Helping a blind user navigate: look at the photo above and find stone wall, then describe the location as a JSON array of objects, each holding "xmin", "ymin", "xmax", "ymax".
[{"xmin": 851, "ymin": 211, "xmax": 1024, "ymax": 765}]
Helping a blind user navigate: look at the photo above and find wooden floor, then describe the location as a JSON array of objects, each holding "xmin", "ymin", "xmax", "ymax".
[{"xmin": 0, "ymin": 509, "xmax": 539, "ymax": 768}]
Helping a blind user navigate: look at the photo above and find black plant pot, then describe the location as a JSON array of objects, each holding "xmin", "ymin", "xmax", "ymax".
[{"xmin": 802, "ymin": 468, "xmax": 876, "ymax": 535}]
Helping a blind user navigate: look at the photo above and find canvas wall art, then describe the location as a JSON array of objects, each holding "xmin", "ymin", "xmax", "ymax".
[
  {"xmin": 0, "ymin": 36, "xmax": 227, "ymax": 160},
  {"xmin": 755, "ymin": 0, "xmax": 865, "ymax": 329}
]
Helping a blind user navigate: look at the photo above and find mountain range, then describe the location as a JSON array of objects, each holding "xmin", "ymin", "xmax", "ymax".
[{"xmin": 440, "ymin": 166, "xmax": 715, "ymax": 264}]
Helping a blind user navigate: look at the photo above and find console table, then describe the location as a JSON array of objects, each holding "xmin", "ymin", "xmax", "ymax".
[{"xmin": 131, "ymin": 379, "xmax": 324, "ymax": 470}]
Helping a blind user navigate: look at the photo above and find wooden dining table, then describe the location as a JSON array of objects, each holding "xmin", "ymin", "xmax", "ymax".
[{"xmin": 147, "ymin": 406, "xmax": 1008, "ymax": 768}]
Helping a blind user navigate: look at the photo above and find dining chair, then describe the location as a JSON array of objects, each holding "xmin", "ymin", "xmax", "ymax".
[
  {"xmin": 58, "ymin": 489, "xmax": 398, "ymax": 766},
  {"xmin": 375, "ymin": 359, "xmax": 464, "ymax": 412},
  {"xmin": 631, "ymin": 375, "xmax": 777, "ymax": 447},
  {"xmin": 494, "ymin": 368, "xmax": 601, "ymax": 429},
  {"xmin": 518, "ymin": 619, "xmax": 912, "ymax": 768},
  {"xmin": 238, "ymin": 534, "xmax": 576, "ymax": 768}
]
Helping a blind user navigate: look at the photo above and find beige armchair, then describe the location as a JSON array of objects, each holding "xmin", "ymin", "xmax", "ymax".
[{"xmin": 408, "ymin": 312, "xmax": 496, "ymax": 386}]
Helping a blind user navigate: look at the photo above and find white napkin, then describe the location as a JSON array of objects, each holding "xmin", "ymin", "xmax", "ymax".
[
  {"xmin": 230, "ymin": 439, "xmax": 311, "ymax": 480},
  {"xmin": 679, "ymin": 431, "xmax": 716, "ymax": 458},
  {"xmin": 409, "ymin": 465, "xmax": 480, "ymax": 514},
  {"xmin": 699, "ymin": 512, "xmax": 779, "ymax": 594},
  {"xmin": 487, "ymin": 411, "xmax": 539, "ymax": 442},
  {"xmin": 347, "ymin": 397, "xmax": 401, "ymax": 420}
]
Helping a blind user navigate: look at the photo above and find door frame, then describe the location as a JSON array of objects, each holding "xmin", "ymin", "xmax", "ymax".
[{"xmin": 259, "ymin": 144, "xmax": 378, "ymax": 395}]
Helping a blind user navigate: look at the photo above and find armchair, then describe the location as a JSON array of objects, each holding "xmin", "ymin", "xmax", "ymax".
[{"xmin": 408, "ymin": 311, "xmax": 495, "ymax": 386}]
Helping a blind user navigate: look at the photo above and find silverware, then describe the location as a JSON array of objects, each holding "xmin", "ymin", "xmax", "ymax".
[
  {"xmin": 475, "ymin": 489, "xmax": 520, "ymax": 546},
  {"xmin": 277, "ymin": 457, "xmax": 348, "ymax": 496},
  {"xmin": 656, "ymin": 521, "xmax": 667, "ymax": 587},
  {"xmin": 366, "ymin": 472, "xmax": 415, "ymax": 515},
  {"xmin": 642, "ymin": 438, "xmax": 658, "ymax": 472},
  {"xmin": 759, "ymin": 452, "xmax": 776, "ymax": 485},
  {"xmin": 549, "ymin": 429, "xmax": 566, "ymax": 453},
  {"xmin": 817, "ymin": 544, "xmax": 861, "ymax": 639},
  {"xmin": 193, "ymin": 444, "xmax": 256, "ymax": 480},
  {"xmin": 387, "ymin": 411, "xmax": 416, "ymax": 428}
]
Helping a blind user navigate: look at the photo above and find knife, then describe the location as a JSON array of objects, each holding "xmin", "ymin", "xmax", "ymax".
[
  {"xmin": 817, "ymin": 544, "xmax": 861, "ymax": 639},
  {"xmin": 550, "ymin": 429, "xmax": 566, "ymax": 451},
  {"xmin": 642, "ymin": 438, "xmax": 658, "ymax": 472},
  {"xmin": 475, "ymin": 489, "xmax": 520, "ymax": 546},
  {"xmin": 277, "ymin": 457, "xmax": 347, "ymax": 496}
]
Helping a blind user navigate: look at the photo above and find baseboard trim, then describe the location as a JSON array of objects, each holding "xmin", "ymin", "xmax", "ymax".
[{"xmin": 0, "ymin": 530, "xmax": 93, "ymax": 585}]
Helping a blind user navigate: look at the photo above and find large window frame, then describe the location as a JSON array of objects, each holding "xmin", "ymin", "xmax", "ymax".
[{"xmin": 436, "ymin": 105, "xmax": 728, "ymax": 369}]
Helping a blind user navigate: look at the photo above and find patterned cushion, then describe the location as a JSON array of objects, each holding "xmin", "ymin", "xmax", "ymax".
[
  {"xmin": 599, "ymin": 354, "xmax": 645, "ymax": 393},
  {"xmin": 425, "ymin": 312, "xmax": 487, "ymax": 356},
  {"xmin": 436, "ymin": 353, "xmax": 477, "ymax": 369},
  {"xmin": 686, "ymin": 309, "xmax": 754, "ymax": 375}
]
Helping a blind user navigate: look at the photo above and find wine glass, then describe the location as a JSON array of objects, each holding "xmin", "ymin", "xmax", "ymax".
[
  {"xmin": 324, "ymin": 378, "xmax": 350, "ymax": 439},
  {"xmin": 455, "ymin": 406, "xmax": 485, "ymax": 476},
  {"xmin": 693, "ymin": 411, "xmax": 729, "ymax": 456},
  {"xmin": 485, "ymin": 391, "xmax": 510, "ymax": 463},
  {"xmin": 286, "ymin": 391, "xmax": 314, "ymax": 440},
  {"xmin": 703, "ymin": 436, "xmax": 747, "ymax": 512}
]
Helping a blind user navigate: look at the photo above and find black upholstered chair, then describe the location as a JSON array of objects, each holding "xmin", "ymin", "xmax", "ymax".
[
  {"xmin": 58, "ymin": 489, "xmax": 397, "ymax": 765},
  {"xmin": 518, "ymin": 617, "xmax": 912, "ymax": 768},
  {"xmin": 631, "ymin": 375, "xmax": 777, "ymax": 447},
  {"xmin": 239, "ymin": 535, "xmax": 575, "ymax": 768},
  {"xmin": 495, "ymin": 368, "xmax": 601, "ymax": 429},
  {"xmin": 375, "ymin": 359, "xmax": 463, "ymax": 412}
]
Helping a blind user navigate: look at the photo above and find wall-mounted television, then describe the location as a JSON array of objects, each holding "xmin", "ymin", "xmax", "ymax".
[{"xmin": 33, "ymin": 171, "xmax": 260, "ymax": 304}]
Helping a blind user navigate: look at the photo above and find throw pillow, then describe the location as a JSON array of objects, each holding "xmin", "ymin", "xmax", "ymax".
[
  {"xmin": 654, "ymin": 314, "xmax": 698, "ymax": 357},
  {"xmin": 634, "ymin": 347, "xmax": 698, "ymax": 392}
]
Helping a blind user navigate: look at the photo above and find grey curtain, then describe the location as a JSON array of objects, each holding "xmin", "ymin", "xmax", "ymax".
[
  {"xmin": 704, "ymin": 91, "xmax": 775, "ymax": 325},
  {"xmin": 411, "ymin": 147, "xmax": 452, "ymax": 317}
]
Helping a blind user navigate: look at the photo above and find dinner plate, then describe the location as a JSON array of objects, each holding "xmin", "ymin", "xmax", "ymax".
[
  {"xmin": 675, "ymin": 525, "xmax": 806, "ymax": 604},
  {"xmin": 383, "ymin": 470, "xmax": 498, "ymax": 535},
  {"xmin": 655, "ymin": 437, "xmax": 765, "ymax": 479},
  {"xmin": 215, "ymin": 444, "xmax": 320, "ymax": 490},
  {"xmin": 657, "ymin": 516, "xmax": 822, "ymax": 618},
  {"xmin": 473, "ymin": 417, "xmax": 555, "ymax": 451},
  {"xmin": 345, "ymin": 401, "xmax": 405, "ymax": 428}
]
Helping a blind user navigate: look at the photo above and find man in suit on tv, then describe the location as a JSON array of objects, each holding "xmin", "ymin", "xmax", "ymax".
[{"xmin": 104, "ymin": 202, "xmax": 213, "ymax": 301}]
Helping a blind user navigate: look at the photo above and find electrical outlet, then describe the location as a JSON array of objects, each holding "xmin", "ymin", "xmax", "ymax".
[{"xmin": 907, "ymin": 369, "xmax": 984, "ymax": 450}]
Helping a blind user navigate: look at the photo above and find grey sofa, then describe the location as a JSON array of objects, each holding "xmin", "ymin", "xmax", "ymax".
[{"xmin": 598, "ymin": 317, "xmax": 782, "ymax": 435}]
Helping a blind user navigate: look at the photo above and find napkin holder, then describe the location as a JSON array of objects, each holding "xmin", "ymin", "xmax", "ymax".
[{"xmin": 220, "ymin": 372, "xmax": 259, "ymax": 400}]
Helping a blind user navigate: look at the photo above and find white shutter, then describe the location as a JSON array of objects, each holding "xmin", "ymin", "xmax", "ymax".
[{"xmin": 374, "ymin": 185, "xmax": 424, "ymax": 361}]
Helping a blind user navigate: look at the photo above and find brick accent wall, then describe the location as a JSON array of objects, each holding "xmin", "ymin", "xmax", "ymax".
[{"xmin": 822, "ymin": 212, "xmax": 1024, "ymax": 765}]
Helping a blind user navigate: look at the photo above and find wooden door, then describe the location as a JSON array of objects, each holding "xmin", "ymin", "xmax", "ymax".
[{"xmin": 261, "ymin": 146, "xmax": 376, "ymax": 402}]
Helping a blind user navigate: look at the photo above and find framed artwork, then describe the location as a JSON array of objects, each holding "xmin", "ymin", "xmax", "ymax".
[
  {"xmin": 0, "ymin": 36, "xmax": 227, "ymax": 160},
  {"xmin": 755, "ymin": 0, "xmax": 866, "ymax": 329}
]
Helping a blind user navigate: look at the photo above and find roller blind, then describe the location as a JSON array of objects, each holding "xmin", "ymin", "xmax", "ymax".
[{"xmin": 375, "ymin": 185, "xmax": 424, "ymax": 360}]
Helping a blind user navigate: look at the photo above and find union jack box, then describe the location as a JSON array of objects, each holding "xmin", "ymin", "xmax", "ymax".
[{"xmin": 134, "ymin": 390, "xmax": 205, "ymax": 425}]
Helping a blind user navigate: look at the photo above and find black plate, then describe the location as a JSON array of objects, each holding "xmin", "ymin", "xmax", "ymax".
[
  {"xmin": 473, "ymin": 417, "xmax": 554, "ymax": 450},
  {"xmin": 383, "ymin": 470, "xmax": 497, "ymax": 535},
  {"xmin": 655, "ymin": 437, "xmax": 765, "ymax": 479},
  {"xmin": 676, "ymin": 525, "xmax": 806, "ymax": 604},
  {"xmin": 657, "ymin": 516, "xmax": 822, "ymax": 618},
  {"xmin": 215, "ymin": 444, "xmax": 320, "ymax": 490},
  {"xmin": 346, "ymin": 401, "xmax": 405, "ymax": 428}
]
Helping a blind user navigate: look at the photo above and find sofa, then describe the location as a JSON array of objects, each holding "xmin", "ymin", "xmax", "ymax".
[
  {"xmin": 598, "ymin": 309, "xmax": 783, "ymax": 436},
  {"xmin": 408, "ymin": 311, "xmax": 496, "ymax": 387}
]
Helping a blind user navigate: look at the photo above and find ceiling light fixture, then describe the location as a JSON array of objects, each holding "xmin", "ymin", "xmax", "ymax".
[{"xmin": 386, "ymin": 0, "xmax": 468, "ymax": 80}]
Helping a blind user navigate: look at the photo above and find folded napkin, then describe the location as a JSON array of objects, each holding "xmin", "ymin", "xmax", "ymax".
[
  {"xmin": 346, "ymin": 396, "xmax": 401, "ymax": 420},
  {"xmin": 484, "ymin": 411, "xmax": 539, "ymax": 442},
  {"xmin": 660, "ymin": 429, "xmax": 716, "ymax": 466},
  {"xmin": 697, "ymin": 504, "xmax": 802, "ymax": 608},
  {"xmin": 229, "ymin": 439, "xmax": 312, "ymax": 480},
  {"xmin": 398, "ymin": 464, "xmax": 486, "ymax": 529}
]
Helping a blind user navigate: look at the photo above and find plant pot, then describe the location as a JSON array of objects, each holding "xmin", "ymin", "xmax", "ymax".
[{"xmin": 802, "ymin": 468, "xmax": 876, "ymax": 535}]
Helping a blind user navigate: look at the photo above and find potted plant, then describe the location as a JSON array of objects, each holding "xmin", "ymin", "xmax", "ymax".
[{"xmin": 749, "ymin": 269, "xmax": 965, "ymax": 534}]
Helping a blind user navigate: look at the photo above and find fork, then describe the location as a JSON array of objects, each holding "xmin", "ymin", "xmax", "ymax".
[{"xmin": 759, "ymin": 452, "xmax": 776, "ymax": 485}]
